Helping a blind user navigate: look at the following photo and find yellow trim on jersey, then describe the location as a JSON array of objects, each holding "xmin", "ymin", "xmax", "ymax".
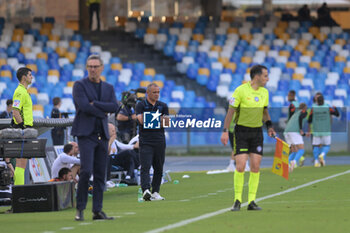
[{"xmin": 229, "ymin": 82, "xmax": 269, "ymax": 128}]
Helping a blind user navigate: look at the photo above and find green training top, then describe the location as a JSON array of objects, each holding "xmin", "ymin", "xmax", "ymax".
[
  {"xmin": 312, "ymin": 104, "xmax": 331, "ymax": 137},
  {"xmin": 229, "ymin": 81, "xmax": 269, "ymax": 128},
  {"xmin": 284, "ymin": 109, "xmax": 307, "ymax": 133},
  {"xmin": 288, "ymin": 100, "xmax": 299, "ymax": 120},
  {"xmin": 12, "ymin": 84, "xmax": 33, "ymax": 126}
]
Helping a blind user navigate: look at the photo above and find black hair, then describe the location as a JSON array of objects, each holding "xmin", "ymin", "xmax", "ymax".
[
  {"xmin": 63, "ymin": 143, "xmax": 73, "ymax": 154},
  {"xmin": 313, "ymin": 92, "xmax": 322, "ymax": 103},
  {"xmin": 250, "ymin": 65, "xmax": 268, "ymax": 80},
  {"xmin": 6, "ymin": 99, "xmax": 13, "ymax": 106},
  {"xmin": 299, "ymin": 103, "xmax": 307, "ymax": 110},
  {"xmin": 316, "ymin": 95, "xmax": 324, "ymax": 105},
  {"xmin": 16, "ymin": 67, "xmax": 32, "ymax": 82},
  {"xmin": 58, "ymin": 167, "xmax": 71, "ymax": 179},
  {"xmin": 53, "ymin": 97, "xmax": 61, "ymax": 106},
  {"xmin": 289, "ymin": 90, "xmax": 296, "ymax": 95}
]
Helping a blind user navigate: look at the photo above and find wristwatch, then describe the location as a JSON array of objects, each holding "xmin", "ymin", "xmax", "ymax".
[{"xmin": 223, "ymin": 128, "xmax": 228, "ymax": 132}]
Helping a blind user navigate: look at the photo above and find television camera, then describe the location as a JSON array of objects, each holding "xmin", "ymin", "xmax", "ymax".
[{"xmin": 120, "ymin": 88, "xmax": 146, "ymax": 110}]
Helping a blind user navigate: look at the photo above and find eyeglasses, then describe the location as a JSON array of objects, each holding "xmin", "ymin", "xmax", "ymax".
[{"xmin": 87, "ymin": 65, "xmax": 101, "ymax": 69}]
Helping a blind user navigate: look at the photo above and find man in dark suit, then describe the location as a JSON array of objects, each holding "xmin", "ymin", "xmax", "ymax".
[{"xmin": 72, "ymin": 54, "xmax": 119, "ymax": 221}]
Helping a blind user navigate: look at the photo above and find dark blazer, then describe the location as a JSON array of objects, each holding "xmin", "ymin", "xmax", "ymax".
[{"xmin": 71, "ymin": 77, "xmax": 119, "ymax": 139}]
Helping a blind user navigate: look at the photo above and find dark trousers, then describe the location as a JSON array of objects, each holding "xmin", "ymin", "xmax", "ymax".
[
  {"xmin": 107, "ymin": 150, "xmax": 137, "ymax": 180},
  {"xmin": 89, "ymin": 3, "xmax": 100, "ymax": 31},
  {"xmin": 76, "ymin": 134, "xmax": 108, "ymax": 212},
  {"xmin": 51, "ymin": 130, "xmax": 64, "ymax": 145},
  {"xmin": 140, "ymin": 141, "xmax": 166, "ymax": 193}
]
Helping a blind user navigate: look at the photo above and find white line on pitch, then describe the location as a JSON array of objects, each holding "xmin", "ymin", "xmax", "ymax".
[{"xmin": 145, "ymin": 169, "xmax": 350, "ymax": 233}]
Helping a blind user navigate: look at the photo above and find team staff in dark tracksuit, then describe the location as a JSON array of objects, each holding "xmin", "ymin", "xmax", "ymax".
[
  {"xmin": 71, "ymin": 55, "xmax": 118, "ymax": 221},
  {"xmin": 51, "ymin": 97, "xmax": 65, "ymax": 145},
  {"xmin": 136, "ymin": 83, "xmax": 169, "ymax": 201}
]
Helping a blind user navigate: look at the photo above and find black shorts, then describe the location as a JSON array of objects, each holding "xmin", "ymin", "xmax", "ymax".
[
  {"xmin": 229, "ymin": 131, "xmax": 234, "ymax": 149},
  {"xmin": 234, "ymin": 124, "xmax": 264, "ymax": 156}
]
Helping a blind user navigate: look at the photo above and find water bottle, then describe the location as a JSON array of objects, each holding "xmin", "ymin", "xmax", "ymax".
[
  {"xmin": 138, "ymin": 188, "xmax": 144, "ymax": 202},
  {"xmin": 115, "ymin": 183, "xmax": 128, "ymax": 187},
  {"xmin": 135, "ymin": 169, "xmax": 141, "ymax": 185}
]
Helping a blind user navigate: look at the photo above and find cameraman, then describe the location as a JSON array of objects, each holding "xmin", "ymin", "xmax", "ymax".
[
  {"xmin": 116, "ymin": 104, "xmax": 136, "ymax": 143},
  {"xmin": 0, "ymin": 158, "xmax": 13, "ymax": 205}
]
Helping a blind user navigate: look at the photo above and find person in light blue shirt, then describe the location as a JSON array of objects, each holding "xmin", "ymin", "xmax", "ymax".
[{"xmin": 308, "ymin": 94, "xmax": 339, "ymax": 167}]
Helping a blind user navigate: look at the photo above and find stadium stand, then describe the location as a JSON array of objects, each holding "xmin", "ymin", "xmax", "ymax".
[
  {"xmin": 0, "ymin": 17, "xmax": 225, "ymax": 145},
  {"xmin": 125, "ymin": 15, "xmax": 349, "ymax": 129},
  {"xmin": 1, "ymin": 13, "xmax": 349, "ymax": 145}
]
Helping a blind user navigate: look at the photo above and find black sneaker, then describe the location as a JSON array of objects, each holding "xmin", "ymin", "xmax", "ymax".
[
  {"xmin": 75, "ymin": 210, "xmax": 84, "ymax": 221},
  {"xmin": 93, "ymin": 211, "xmax": 114, "ymax": 220},
  {"xmin": 247, "ymin": 201, "xmax": 262, "ymax": 211},
  {"xmin": 231, "ymin": 200, "xmax": 241, "ymax": 211},
  {"xmin": 143, "ymin": 189, "xmax": 152, "ymax": 201}
]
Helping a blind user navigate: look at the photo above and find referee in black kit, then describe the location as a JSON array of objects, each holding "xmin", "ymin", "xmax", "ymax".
[{"xmin": 136, "ymin": 83, "xmax": 169, "ymax": 201}]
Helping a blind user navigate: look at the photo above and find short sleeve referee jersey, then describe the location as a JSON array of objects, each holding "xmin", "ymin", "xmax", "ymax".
[
  {"xmin": 12, "ymin": 84, "xmax": 33, "ymax": 126},
  {"xmin": 228, "ymin": 82, "xmax": 269, "ymax": 128}
]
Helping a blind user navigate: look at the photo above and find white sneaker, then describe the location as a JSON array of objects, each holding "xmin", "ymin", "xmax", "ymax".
[
  {"xmin": 226, "ymin": 164, "xmax": 235, "ymax": 172},
  {"xmin": 289, "ymin": 160, "xmax": 296, "ymax": 172},
  {"xmin": 106, "ymin": 180, "xmax": 115, "ymax": 189},
  {"xmin": 143, "ymin": 189, "xmax": 152, "ymax": 201},
  {"xmin": 314, "ymin": 160, "xmax": 321, "ymax": 168},
  {"xmin": 319, "ymin": 153, "xmax": 326, "ymax": 167},
  {"xmin": 151, "ymin": 192, "xmax": 165, "ymax": 201}
]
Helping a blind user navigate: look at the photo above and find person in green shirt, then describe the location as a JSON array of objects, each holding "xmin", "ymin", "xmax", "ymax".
[
  {"xmin": 307, "ymin": 94, "xmax": 339, "ymax": 167},
  {"xmin": 286, "ymin": 90, "xmax": 302, "ymax": 166},
  {"xmin": 12, "ymin": 67, "xmax": 34, "ymax": 185},
  {"xmin": 221, "ymin": 65, "xmax": 276, "ymax": 211},
  {"xmin": 283, "ymin": 103, "xmax": 308, "ymax": 171},
  {"xmin": 287, "ymin": 90, "xmax": 299, "ymax": 120}
]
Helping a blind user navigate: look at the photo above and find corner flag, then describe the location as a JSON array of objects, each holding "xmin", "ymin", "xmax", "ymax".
[{"xmin": 272, "ymin": 137, "xmax": 290, "ymax": 180}]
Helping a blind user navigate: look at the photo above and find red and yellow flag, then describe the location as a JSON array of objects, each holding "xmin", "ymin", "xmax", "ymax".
[{"xmin": 272, "ymin": 137, "xmax": 290, "ymax": 180}]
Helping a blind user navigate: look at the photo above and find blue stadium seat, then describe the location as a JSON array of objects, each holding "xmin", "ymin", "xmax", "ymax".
[
  {"xmin": 206, "ymin": 80, "xmax": 218, "ymax": 92},
  {"xmin": 163, "ymin": 45, "xmax": 174, "ymax": 56},
  {"xmin": 196, "ymin": 75, "xmax": 208, "ymax": 86},
  {"xmin": 44, "ymin": 104, "xmax": 53, "ymax": 118},
  {"xmin": 289, "ymin": 80, "xmax": 301, "ymax": 92},
  {"xmin": 30, "ymin": 94, "xmax": 38, "ymax": 105},
  {"xmin": 45, "ymin": 17, "xmax": 55, "ymax": 23},
  {"xmin": 135, "ymin": 28, "xmax": 145, "ymax": 39},
  {"xmin": 265, "ymin": 33, "xmax": 276, "ymax": 40},
  {"xmin": 173, "ymin": 52, "xmax": 184, "ymax": 62},
  {"xmin": 296, "ymin": 27, "xmax": 308, "ymax": 33},
  {"xmin": 142, "ymin": 75, "xmax": 153, "ymax": 82},
  {"xmin": 186, "ymin": 63, "xmax": 199, "ymax": 80},
  {"xmin": 153, "ymin": 74, "xmax": 165, "ymax": 82},
  {"xmin": 0, "ymin": 64, "xmax": 11, "ymax": 70}
]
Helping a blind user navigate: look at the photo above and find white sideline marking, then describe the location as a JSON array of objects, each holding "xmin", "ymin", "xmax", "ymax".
[
  {"xmin": 145, "ymin": 169, "xmax": 350, "ymax": 233},
  {"xmin": 124, "ymin": 212, "xmax": 136, "ymax": 215},
  {"xmin": 60, "ymin": 227, "xmax": 74, "ymax": 230},
  {"xmin": 78, "ymin": 223, "xmax": 92, "ymax": 226}
]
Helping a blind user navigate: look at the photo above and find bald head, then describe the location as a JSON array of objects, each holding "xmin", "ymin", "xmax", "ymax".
[
  {"xmin": 69, "ymin": 141, "xmax": 79, "ymax": 156},
  {"xmin": 108, "ymin": 123, "xmax": 116, "ymax": 138}
]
